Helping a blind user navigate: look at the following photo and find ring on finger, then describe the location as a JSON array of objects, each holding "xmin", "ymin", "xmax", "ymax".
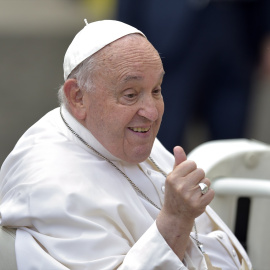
[{"xmin": 198, "ymin": 182, "xmax": 209, "ymax": 195}]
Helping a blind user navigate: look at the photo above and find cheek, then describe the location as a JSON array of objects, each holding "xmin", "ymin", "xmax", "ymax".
[
  {"xmin": 98, "ymin": 106, "xmax": 131, "ymax": 134},
  {"xmin": 110, "ymin": 109, "xmax": 133, "ymax": 130},
  {"xmin": 85, "ymin": 100, "xmax": 108, "ymax": 132},
  {"xmin": 108, "ymin": 110, "xmax": 139, "ymax": 141}
]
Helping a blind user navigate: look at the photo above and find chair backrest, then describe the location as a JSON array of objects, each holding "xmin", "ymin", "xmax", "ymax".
[
  {"xmin": 0, "ymin": 226, "xmax": 17, "ymax": 270},
  {"xmin": 188, "ymin": 139, "xmax": 270, "ymax": 270}
]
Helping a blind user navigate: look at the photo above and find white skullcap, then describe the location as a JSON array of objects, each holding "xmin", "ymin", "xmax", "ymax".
[{"xmin": 63, "ymin": 19, "xmax": 145, "ymax": 80}]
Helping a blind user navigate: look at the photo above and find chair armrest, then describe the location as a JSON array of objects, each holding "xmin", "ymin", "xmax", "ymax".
[{"xmin": 212, "ymin": 178, "xmax": 270, "ymax": 197}]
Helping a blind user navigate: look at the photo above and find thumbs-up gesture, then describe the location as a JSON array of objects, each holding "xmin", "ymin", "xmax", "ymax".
[{"xmin": 156, "ymin": 146, "xmax": 214, "ymax": 260}]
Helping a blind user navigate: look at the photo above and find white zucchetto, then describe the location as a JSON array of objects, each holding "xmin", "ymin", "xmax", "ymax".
[{"xmin": 63, "ymin": 19, "xmax": 145, "ymax": 80}]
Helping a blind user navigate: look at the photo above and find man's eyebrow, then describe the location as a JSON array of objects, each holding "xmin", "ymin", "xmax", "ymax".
[{"xmin": 122, "ymin": 71, "xmax": 165, "ymax": 83}]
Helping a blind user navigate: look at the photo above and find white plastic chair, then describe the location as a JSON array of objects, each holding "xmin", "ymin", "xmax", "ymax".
[{"xmin": 188, "ymin": 139, "xmax": 270, "ymax": 270}]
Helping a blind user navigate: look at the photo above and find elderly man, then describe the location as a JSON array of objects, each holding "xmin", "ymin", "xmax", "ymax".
[{"xmin": 0, "ymin": 20, "xmax": 251, "ymax": 269}]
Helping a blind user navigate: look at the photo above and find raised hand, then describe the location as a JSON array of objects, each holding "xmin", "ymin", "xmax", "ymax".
[{"xmin": 156, "ymin": 146, "xmax": 214, "ymax": 260}]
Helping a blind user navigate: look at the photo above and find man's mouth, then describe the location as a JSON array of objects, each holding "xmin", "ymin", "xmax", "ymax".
[{"xmin": 129, "ymin": 127, "xmax": 150, "ymax": 133}]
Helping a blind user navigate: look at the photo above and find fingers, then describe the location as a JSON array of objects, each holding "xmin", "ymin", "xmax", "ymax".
[
  {"xmin": 163, "ymin": 149, "xmax": 215, "ymax": 220},
  {"xmin": 172, "ymin": 159, "xmax": 205, "ymax": 186},
  {"xmin": 173, "ymin": 147, "xmax": 203, "ymax": 184}
]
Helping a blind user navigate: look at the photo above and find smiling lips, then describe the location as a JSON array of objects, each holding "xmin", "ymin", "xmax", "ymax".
[{"xmin": 129, "ymin": 127, "xmax": 150, "ymax": 133}]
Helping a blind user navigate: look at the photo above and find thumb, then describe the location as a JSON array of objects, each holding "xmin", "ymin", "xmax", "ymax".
[{"xmin": 173, "ymin": 146, "xmax": 187, "ymax": 169}]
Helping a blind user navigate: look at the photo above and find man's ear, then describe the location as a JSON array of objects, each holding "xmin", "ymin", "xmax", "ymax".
[{"xmin": 63, "ymin": 79, "xmax": 86, "ymax": 120}]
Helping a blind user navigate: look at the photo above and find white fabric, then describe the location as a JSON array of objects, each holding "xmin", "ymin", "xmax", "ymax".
[
  {"xmin": 0, "ymin": 107, "xmax": 252, "ymax": 270},
  {"xmin": 63, "ymin": 20, "xmax": 145, "ymax": 80}
]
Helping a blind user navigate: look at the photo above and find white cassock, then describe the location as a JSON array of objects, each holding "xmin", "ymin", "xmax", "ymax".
[{"xmin": 0, "ymin": 107, "xmax": 252, "ymax": 270}]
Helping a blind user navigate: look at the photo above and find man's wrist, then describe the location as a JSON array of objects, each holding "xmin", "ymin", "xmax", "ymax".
[{"xmin": 156, "ymin": 211, "xmax": 194, "ymax": 260}]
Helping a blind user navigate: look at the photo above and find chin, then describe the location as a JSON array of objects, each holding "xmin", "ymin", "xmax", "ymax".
[{"xmin": 127, "ymin": 146, "xmax": 152, "ymax": 164}]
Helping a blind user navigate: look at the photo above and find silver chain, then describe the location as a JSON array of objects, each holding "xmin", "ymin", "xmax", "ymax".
[
  {"xmin": 60, "ymin": 108, "xmax": 161, "ymax": 210},
  {"xmin": 60, "ymin": 108, "xmax": 204, "ymax": 253},
  {"xmin": 190, "ymin": 231, "xmax": 205, "ymax": 253}
]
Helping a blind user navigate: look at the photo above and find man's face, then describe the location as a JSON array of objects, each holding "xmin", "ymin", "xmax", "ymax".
[{"xmin": 83, "ymin": 35, "xmax": 164, "ymax": 164}]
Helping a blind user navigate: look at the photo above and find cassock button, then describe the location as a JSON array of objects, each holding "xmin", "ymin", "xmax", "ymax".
[
  {"xmin": 232, "ymin": 250, "xmax": 237, "ymax": 257},
  {"xmin": 161, "ymin": 185, "xmax": 165, "ymax": 193},
  {"xmin": 147, "ymin": 169, "xmax": 151, "ymax": 176}
]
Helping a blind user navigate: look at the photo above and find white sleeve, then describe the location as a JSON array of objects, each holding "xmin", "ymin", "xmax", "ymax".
[
  {"xmin": 119, "ymin": 222, "xmax": 187, "ymax": 270},
  {"xmin": 15, "ymin": 221, "xmax": 187, "ymax": 270}
]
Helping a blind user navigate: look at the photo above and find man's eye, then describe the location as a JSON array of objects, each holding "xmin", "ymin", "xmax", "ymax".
[
  {"xmin": 153, "ymin": 88, "xmax": 161, "ymax": 95},
  {"xmin": 125, "ymin": 93, "xmax": 136, "ymax": 99}
]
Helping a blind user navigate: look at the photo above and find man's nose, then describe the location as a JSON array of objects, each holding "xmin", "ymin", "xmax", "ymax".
[{"xmin": 137, "ymin": 97, "xmax": 159, "ymax": 121}]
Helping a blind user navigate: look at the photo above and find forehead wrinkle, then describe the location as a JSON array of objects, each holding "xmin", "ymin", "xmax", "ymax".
[
  {"xmin": 122, "ymin": 75, "xmax": 144, "ymax": 83},
  {"xmin": 96, "ymin": 35, "xmax": 164, "ymax": 86}
]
